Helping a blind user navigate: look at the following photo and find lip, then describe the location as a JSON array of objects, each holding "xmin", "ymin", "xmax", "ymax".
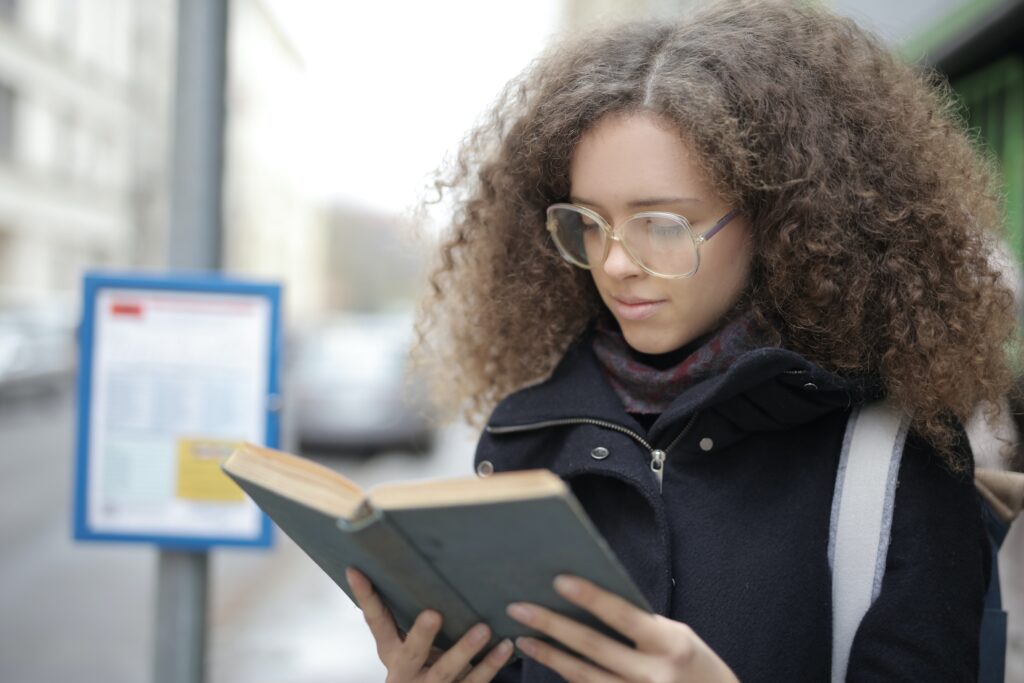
[{"xmin": 612, "ymin": 296, "xmax": 666, "ymax": 321}]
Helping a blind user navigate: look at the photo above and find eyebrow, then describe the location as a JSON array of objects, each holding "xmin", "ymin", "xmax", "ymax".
[{"xmin": 569, "ymin": 196, "xmax": 703, "ymax": 209}]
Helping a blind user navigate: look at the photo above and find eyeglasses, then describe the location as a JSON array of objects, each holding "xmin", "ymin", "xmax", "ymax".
[{"xmin": 545, "ymin": 203, "xmax": 740, "ymax": 279}]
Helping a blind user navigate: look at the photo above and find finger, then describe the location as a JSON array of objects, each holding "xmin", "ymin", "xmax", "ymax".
[
  {"xmin": 391, "ymin": 609, "xmax": 443, "ymax": 679},
  {"xmin": 423, "ymin": 645, "xmax": 445, "ymax": 666},
  {"xmin": 514, "ymin": 637, "xmax": 618, "ymax": 683},
  {"xmin": 462, "ymin": 638, "xmax": 516, "ymax": 683},
  {"xmin": 345, "ymin": 567, "xmax": 401, "ymax": 655},
  {"xmin": 422, "ymin": 622, "xmax": 492, "ymax": 683},
  {"xmin": 506, "ymin": 601, "xmax": 652, "ymax": 679},
  {"xmin": 552, "ymin": 575, "xmax": 665, "ymax": 649}
]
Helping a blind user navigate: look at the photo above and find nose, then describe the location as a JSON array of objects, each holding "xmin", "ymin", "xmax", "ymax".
[{"xmin": 601, "ymin": 238, "xmax": 644, "ymax": 279}]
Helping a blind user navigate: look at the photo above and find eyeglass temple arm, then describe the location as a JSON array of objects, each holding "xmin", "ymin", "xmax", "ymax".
[{"xmin": 700, "ymin": 209, "xmax": 740, "ymax": 243}]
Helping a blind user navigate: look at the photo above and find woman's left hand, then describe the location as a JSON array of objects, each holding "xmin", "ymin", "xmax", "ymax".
[{"xmin": 506, "ymin": 575, "xmax": 739, "ymax": 683}]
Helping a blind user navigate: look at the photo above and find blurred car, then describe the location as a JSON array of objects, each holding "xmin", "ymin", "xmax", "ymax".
[
  {"xmin": 291, "ymin": 311, "xmax": 435, "ymax": 455},
  {"xmin": 0, "ymin": 302, "xmax": 76, "ymax": 397}
]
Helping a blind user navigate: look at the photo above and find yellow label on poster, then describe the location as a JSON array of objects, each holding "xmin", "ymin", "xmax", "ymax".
[{"xmin": 176, "ymin": 438, "xmax": 246, "ymax": 502}]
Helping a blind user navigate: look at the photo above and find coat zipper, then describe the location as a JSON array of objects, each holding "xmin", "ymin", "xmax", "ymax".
[{"xmin": 485, "ymin": 412, "xmax": 700, "ymax": 493}]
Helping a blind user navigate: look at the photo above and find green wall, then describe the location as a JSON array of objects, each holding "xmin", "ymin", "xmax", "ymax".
[{"xmin": 954, "ymin": 57, "xmax": 1024, "ymax": 260}]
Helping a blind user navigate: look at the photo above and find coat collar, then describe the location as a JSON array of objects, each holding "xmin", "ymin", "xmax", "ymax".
[{"xmin": 486, "ymin": 328, "xmax": 882, "ymax": 445}]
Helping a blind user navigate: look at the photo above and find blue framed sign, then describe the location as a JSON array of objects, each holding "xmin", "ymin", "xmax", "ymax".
[{"xmin": 73, "ymin": 271, "xmax": 282, "ymax": 549}]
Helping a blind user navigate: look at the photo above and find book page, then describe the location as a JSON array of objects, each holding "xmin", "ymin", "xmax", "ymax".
[
  {"xmin": 223, "ymin": 443, "xmax": 367, "ymax": 520},
  {"xmin": 368, "ymin": 469, "xmax": 566, "ymax": 510}
]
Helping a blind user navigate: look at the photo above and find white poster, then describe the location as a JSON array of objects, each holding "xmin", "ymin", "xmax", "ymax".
[{"xmin": 84, "ymin": 286, "xmax": 272, "ymax": 539}]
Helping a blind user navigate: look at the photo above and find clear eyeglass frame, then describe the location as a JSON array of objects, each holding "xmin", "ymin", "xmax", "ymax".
[{"xmin": 545, "ymin": 203, "xmax": 740, "ymax": 279}]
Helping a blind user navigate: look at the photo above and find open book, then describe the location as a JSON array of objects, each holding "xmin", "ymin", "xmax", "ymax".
[{"xmin": 221, "ymin": 443, "xmax": 651, "ymax": 660}]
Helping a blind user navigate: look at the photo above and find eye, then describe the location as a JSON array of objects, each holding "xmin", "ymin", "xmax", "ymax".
[
  {"xmin": 570, "ymin": 211, "xmax": 601, "ymax": 230},
  {"xmin": 645, "ymin": 217, "xmax": 687, "ymax": 237}
]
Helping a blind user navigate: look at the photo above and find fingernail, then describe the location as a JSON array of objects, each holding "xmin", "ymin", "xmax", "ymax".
[
  {"xmin": 506, "ymin": 603, "xmax": 533, "ymax": 623},
  {"xmin": 554, "ymin": 574, "xmax": 581, "ymax": 597},
  {"xmin": 469, "ymin": 623, "xmax": 489, "ymax": 644},
  {"xmin": 492, "ymin": 638, "xmax": 513, "ymax": 659},
  {"xmin": 516, "ymin": 637, "xmax": 537, "ymax": 655}
]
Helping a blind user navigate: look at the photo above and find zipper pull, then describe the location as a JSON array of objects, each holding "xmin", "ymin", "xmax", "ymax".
[{"xmin": 650, "ymin": 449, "xmax": 666, "ymax": 493}]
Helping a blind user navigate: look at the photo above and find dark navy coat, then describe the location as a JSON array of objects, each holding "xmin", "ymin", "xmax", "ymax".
[{"xmin": 475, "ymin": 330, "xmax": 990, "ymax": 682}]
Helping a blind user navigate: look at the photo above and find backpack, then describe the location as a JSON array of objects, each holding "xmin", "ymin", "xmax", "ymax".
[{"xmin": 831, "ymin": 400, "xmax": 1024, "ymax": 683}]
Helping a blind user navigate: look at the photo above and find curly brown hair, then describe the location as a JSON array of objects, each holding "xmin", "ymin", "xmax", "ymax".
[{"xmin": 413, "ymin": 0, "xmax": 1020, "ymax": 469}]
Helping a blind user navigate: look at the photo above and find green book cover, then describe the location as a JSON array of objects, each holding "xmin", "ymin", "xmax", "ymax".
[{"xmin": 222, "ymin": 443, "xmax": 652, "ymax": 661}]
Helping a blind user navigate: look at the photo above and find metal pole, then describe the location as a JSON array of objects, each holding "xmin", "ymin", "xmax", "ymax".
[
  {"xmin": 167, "ymin": 0, "xmax": 228, "ymax": 271},
  {"xmin": 155, "ymin": 550, "xmax": 210, "ymax": 683},
  {"xmin": 156, "ymin": 1, "xmax": 228, "ymax": 682}
]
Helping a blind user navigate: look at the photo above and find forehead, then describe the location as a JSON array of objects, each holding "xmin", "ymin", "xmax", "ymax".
[{"xmin": 569, "ymin": 113, "xmax": 712, "ymax": 206}]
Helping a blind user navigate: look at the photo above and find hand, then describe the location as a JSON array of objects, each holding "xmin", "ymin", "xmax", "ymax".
[
  {"xmin": 345, "ymin": 567, "xmax": 515, "ymax": 682},
  {"xmin": 506, "ymin": 575, "xmax": 739, "ymax": 683}
]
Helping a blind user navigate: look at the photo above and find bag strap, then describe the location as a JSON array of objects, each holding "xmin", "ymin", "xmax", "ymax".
[
  {"xmin": 832, "ymin": 404, "xmax": 1022, "ymax": 683},
  {"xmin": 830, "ymin": 400, "xmax": 909, "ymax": 683}
]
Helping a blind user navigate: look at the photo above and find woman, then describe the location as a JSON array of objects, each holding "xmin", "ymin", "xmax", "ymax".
[{"xmin": 346, "ymin": 1, "xmax": 1019, "ymax": 680}]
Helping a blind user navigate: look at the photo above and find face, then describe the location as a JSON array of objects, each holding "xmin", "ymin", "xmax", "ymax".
[{"xmin": 568, "ymin": 112, "xmax": 753, "ymax": 354}]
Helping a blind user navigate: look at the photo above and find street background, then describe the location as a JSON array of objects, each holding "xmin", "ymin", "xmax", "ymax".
[
  {"xmin": 0, "ymin": 1, "xmax": 1020, "ymax": 682},
  {"xmin": 0, "ymin": 384, "xmax": 481, "ymax": 682}
]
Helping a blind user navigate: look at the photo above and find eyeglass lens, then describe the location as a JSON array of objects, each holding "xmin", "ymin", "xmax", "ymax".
[{"xmin": 548, "ymin": 206, "xmax": 698, "ymax": 277}]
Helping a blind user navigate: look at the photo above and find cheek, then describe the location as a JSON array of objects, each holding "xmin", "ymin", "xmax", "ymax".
[
  {"xmin": 713, "ymin": 251, "xmax": 751, "ymax": 295},
  {"xmin": 704, "ymin": 230, "xmax": 753, "ymax": 295},
  {"xmin": 668, "ymin": 240, "xmax": 752, "ymax": 313},
  {"xmin": 589, "ymin": 268, "xmax": 613, "ymax": 298}
]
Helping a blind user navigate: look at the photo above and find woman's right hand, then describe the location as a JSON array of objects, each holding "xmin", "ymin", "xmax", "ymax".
[{"xmin": 346, "ymin": 567, "xmax": 515, "ymax": 682}]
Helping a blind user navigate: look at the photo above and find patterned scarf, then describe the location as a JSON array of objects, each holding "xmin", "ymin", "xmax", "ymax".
[{"xmin": 592, "ymin": 311, "xmax": 769, "ymax": 414}]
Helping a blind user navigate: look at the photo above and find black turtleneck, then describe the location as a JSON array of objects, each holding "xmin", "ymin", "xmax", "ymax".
[{"xmin": 628, "ymin": 328, "xmax": 718, "ymax": 371}]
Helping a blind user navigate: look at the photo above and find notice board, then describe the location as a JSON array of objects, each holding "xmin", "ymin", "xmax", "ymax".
[{"xmin": 73, "ymin": 272, "xmax": 282, "ymax": 548}]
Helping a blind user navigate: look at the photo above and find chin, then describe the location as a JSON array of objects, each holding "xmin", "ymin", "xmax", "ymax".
[{"xmin": 620, "ymin": 327, "xmax": 682, "ymax": 355}]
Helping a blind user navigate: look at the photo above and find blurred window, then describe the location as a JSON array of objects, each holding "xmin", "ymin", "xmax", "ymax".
[
  {"xmin": 54, "ymin": 109, "xmax": 76, "ymax": 180},
  {"xmin": 0, "ymin": 81, "xmax": 14, "ymax": 162},
  {"xmin": 55, "ymin": 0, "xmax": 77, "ymax": 55}
]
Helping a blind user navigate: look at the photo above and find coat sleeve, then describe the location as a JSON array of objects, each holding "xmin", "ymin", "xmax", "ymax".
[{"xmin": 845, "ymin": 427, "xmax": 992, "ymax": 682}]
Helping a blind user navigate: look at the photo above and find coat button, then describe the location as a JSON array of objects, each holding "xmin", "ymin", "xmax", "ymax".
[
  {"xmin": 476, "ymin": 460, "xmax": 494, "ymax": 477},
  {"xmin": 699, "ymin": 437, "xmax": 714, "ymax": 451},
  {"xmin": 803, "ymin": 382, "xmax": 818, "ymax": 391},
  {"xmin": 590, "ymin": 447, "xmax": 610, "ymax": 460}
]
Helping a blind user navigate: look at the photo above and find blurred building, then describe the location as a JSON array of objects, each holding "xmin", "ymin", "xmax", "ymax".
[
  {"xmin": 0, "ymin": 0, "xmax": 175, "ymax": 308},
  {"xmin": 0, "ymin": 0, "xmax": 342, "ymax": 324},
  {"xmin": 322, "ymin": 204, "xmax": 424, "ymax": 313},
  {"xmin": 223, "ymin": 0, "xmax": 334, "ymax": 323}
]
